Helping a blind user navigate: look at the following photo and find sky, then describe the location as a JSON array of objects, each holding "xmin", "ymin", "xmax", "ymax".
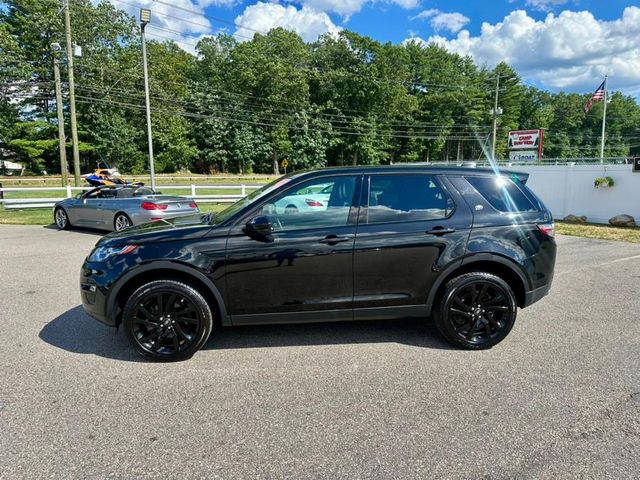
[{"xmin": 99, "ymin": 0, "xmax": 640, "ymax": 96}]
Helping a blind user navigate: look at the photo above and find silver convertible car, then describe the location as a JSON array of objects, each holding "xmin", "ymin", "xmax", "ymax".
[{"xmin": 53, "ymin": 185, "xmax": 200, "ymax": 232}]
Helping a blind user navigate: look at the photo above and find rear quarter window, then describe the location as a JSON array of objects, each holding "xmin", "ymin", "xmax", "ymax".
[{"xmin": 465, "ymin": 176, "xmax": 539, "ymax": 213}]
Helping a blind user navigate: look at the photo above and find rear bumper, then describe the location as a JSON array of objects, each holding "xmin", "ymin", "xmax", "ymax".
[
  {"xmin": 523, "ymin": 283, "xmax": 552, "ymax": 307},
  {"xmin": 130, "ymin": 210, "xmax": 199, "ymax": 226}
]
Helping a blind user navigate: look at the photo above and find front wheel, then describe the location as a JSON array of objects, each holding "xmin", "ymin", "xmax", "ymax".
[
  {"xmin": 434, "ymin": 272, "xmax": 517, "ymax": 350},
  {"xmin": 54, "ymin": 207, "xmax": 70, "ymax": 230},
  {"xmin": 122, "ymin": 280, "xmax": 214, "ymax": 361}
]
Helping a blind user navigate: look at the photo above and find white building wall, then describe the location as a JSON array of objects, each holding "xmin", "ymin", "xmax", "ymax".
[{"xmin": 513, "ymin": 165, "xmax": 639, "ymax": 224}]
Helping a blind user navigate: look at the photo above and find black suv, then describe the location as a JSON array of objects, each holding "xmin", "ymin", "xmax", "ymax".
[{"xmin": 80, "ymin": 166, "xmax": 556, "ymax": 361}]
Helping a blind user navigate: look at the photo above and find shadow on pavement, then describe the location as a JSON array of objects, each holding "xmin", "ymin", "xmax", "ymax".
[
  {"xmin": 39, "ymin": 306, "xmax": 139, "ymax": 362},
  {"xmin": 40, "ymin": 306, "xmax": 453, "ymax": 362},
  {"xmin": 43, "ymin": 224, "xmax": 106, "ymax": 237}
]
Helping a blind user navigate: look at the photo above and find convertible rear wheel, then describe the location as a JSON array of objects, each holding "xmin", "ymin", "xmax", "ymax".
[
  {"xmin": 123, "ymin": 280, "xmax": 213, "ymax": 361},
  {"xmin": 114, "ymin": 213, "xmax": 132, "ymax": 231},
  {"xmin": 54, "ymin": 207, "xmax": 70, "ymax": 230}
]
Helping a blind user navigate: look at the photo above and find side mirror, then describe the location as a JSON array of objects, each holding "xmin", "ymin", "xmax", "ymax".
[{"xmin": 243, "ymin": 215, "xmax": 274, "ymax": 241}]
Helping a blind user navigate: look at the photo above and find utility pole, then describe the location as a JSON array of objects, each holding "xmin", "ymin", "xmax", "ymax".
[
  {"xmin": 140, "ymin": 9, "xmax": 156, "ymax": 190},
  {"xmin": 491, "ymin": 74, "xmax": 503, "ymax": 161},
  {"xmin": 51, "ymin": 43, "xmax": 68, "ymax": 187},
  {"xmin": 600, "ymin": 75, "xmax": 608, "ymax": 164},
  {"xmin": 62, "ymin": 0, "xmax": 81, "ymax": 186}
]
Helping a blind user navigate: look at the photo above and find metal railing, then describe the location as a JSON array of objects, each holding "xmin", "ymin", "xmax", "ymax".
[{"xmin": 0, "ymin": 184, "xmax": 261, "ymax": 209}]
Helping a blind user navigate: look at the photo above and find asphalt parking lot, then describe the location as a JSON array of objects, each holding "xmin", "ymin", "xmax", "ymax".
[{"xmin": 1, "ymin": 225, "xmax": 639, "ymax": 479}]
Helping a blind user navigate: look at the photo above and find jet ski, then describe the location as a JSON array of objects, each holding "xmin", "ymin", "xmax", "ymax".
[{"xmin": 83, "ymin": 167, "xmax": 129, "ymax": 187}]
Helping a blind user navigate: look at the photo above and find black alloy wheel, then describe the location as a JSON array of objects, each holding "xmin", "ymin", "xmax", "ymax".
[
  {"xmin": 435, "ymin": 272, "xmax": 517, "ymax": 350},
  {"xmin": 123, "ymin": 280, "xmax": 213, "ymax": 361}
]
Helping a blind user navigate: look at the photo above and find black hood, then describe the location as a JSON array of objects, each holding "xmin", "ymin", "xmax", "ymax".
[{"xmin": 97, "ymin": 214, "xmax": 214, "ymax": 247}]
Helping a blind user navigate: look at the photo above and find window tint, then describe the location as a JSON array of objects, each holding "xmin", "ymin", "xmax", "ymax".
[
  {"xmin": 257, "ymin": 176, "xmax": 357, "ymax": 232},
  {"xmin": 466, "ymin": 176, "xmax": 538, "ymax": 213},
  {"xmin": 365, "ymin": 174, "xmax": 451, "ymax": 224}
]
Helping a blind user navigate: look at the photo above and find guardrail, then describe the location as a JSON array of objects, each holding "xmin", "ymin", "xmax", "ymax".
[{"xmin": 0, "ymin": 184, "xmax": 261, "ymax": 209}]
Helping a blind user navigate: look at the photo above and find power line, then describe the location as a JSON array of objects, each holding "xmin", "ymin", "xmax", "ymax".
[
  {"xmin": 74, "ymin": 94, "xmax": 487, "ymax": 141},
  {"xmin": 73, "ymin": 83, "xmax": 492, "ymax": 133},
  {"xmin": 110, "ymin": 0, "xmax": 255, "ymax": 41}
]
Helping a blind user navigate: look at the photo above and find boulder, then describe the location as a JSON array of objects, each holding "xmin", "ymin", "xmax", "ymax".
[
  {"xmin": 564, "ymin": 214, "xmax": 587, "ymax": 224},
  {"xmin": 608, "ymin": 214, "xmax": 636, "ymax": 228}
]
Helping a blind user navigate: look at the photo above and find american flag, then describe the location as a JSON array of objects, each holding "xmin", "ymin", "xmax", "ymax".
[{"xmin": 584, "ymin": 80, "xmax": 606, "ymax": 113}]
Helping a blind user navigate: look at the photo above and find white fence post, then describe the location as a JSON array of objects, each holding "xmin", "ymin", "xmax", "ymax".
[
  {"xmin": 241, "ymin": 184, "xmax": 246, "ymax": 196},
  {"xmin": 191, "ymin": 184, "xmax": 196, "ymax": 197},
  {"xmin": 66, "ymin": 185, "xmax": 72, "ymax": 198}
]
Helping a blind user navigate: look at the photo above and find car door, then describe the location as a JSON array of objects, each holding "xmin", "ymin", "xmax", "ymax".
[
  {"xmin": 352, "ymin": 173, "xmax": 472, "ymax": 317},
  {"xmin": 224, "ymin": 174, "xmax": 362, "ymax": 324},
  {"xmin": 72, "ymin": 190, "xmax": 104, "ymax": 227}
]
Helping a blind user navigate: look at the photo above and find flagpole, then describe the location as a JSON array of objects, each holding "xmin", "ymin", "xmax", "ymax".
[{"xmin": 600, "ymin": 75, "xmax": 608, "ymax": 164}]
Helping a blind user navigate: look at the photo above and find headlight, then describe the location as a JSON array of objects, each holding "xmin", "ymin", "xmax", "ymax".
[{"xmin": 88, "ymin": 244, "xmax": 138, "ymax": 262}]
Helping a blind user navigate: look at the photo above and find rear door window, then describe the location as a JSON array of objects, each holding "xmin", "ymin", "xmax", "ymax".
[
  {"xmin": 365, "ymin": 174, "xmax": 453, "ymax": 224},
  {"xmin": 465, "ymin": 176, "xmax": 538, "ymax": 213}
]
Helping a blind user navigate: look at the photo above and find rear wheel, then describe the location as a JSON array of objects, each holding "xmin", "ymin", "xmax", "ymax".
[
  {"xmin": 113, "ymin": 213, "xmax": 132, "ymax": 231},
  {"xmin": 54, "ymin": 207, "xmax": 70, "ymax": 230},
  {"xmin": 123, "ymin": 280, "xmax": 213, "ymax": 361},
  {"xmin": 285, "ymin": 204, "xmax": 298, "ymax": 215},
  {"xmin": 434, "ymin": 272, "xmax": 517, "ymax": 350}
]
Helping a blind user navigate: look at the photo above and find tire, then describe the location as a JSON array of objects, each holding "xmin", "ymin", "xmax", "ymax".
[
  {"xmin": 434, "ymin": 272, "xmax": 517, "ymax": 350},
  {"xmin": 113, "ymin": 212, "xmax": 132, "ymax": 232},
  {"xmin": 285, "ymin": 204, "xmax": 298, "ymax": 215},
  {"xmin": 54, "ymin": 207, "xmax": 71, "ymax": 230},
  {"xmin": 122, "ymin": 280, "xmax": 214, "ymax": 361}
]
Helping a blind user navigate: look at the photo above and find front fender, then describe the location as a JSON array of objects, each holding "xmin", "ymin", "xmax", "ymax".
[{"xmin": 106, "ymin": 260, "xmax": 229, "ymax": 326}]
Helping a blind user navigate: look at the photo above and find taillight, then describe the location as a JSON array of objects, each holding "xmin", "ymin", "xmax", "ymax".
[
  {"xmin": 141, "ymin": 202, "xmax": 168, "ymax": 211},
  {"xmin": 189, "ymin": 201, "xmax": 198, "ymax": 209},
  {"xmin": 305, "ymin": 199, "xmax": 323, "ymax": 207},
  {"xmin": 537, "ymin": 223, "xmax": 555, "ymax": 237}
]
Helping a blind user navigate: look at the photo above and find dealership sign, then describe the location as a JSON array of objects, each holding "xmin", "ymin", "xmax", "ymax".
[
  {"xmin": 508, "ymin": 129, "xmax": 543, "ymax": 161},
  {"xmin": 509, "ymin": 151, "xmax": 539, "ymax": 162}
]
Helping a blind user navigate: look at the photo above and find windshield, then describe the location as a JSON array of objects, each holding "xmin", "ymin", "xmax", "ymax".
[{"xmin": 211, "ymin": 176, "xmax": 291, "ymax": 224}]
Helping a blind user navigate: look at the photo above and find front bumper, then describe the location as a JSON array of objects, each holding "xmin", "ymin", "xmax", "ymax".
[{"xmin": 80, "ymin": 264, "xmax": 117, "ymax": 327}]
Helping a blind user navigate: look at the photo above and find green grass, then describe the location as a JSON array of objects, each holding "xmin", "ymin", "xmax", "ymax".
[
  {"xmin": 556, "ymin": 221, "xmax": 640, "ymax": 244},
  {"xmin": 0, "ymin": 203, "xmax": 229, "ymax": 226},
  {"xmin": 0, "ymin": 206, "xmax": 54, "ymax": 225}
]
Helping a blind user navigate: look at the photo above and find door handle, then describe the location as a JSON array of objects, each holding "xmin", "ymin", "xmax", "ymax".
[
  {"xmin": 426, "ymin": 226, "xmax": 456, "ymax": 235},
  {"xmin": 319, "ymin": 235, "xmax": 351, "ymax": 245}
]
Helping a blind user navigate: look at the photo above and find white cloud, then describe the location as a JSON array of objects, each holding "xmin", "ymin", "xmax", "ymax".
[
  {"xmin": 524, "ymin": 0, "xmax": 570, "ymax": 12},
  {"xmin": 404, "ymin": 7, "xmax": 640, "ymax": 94},
  {"xmin": 410, "ymin": 8, "xmax": 439, "ymax": 20},
  {"xmin": 197, "ymin": 0, "xmax": 240, "ymax": 6},
  {"xmin": 234, "ymin": 2, "xmax": 341, "ymax": 42},
  {"xmin": 98, "ymin": 0, "xmax": 220, "ymax": 54},
  {"xmin": 296, "ymin": 0, "xmax": 420, "ymax": 20},
  {"xmin": 411, "ymin": 9, "xmax": 470, "ymax": 33}
]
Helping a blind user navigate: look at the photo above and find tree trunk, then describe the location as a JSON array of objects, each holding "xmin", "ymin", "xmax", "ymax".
[
  {"xmin": 352, "ymin": 150, "xmax": 358, "ymax": 166},
  {"xmin": 272, "ymin": 149, "xmax": 279, "ymax": 175}
]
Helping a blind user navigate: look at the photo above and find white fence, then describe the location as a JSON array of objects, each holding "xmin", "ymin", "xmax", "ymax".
[
  {"xmin": 0, "ymin": 184, "xmax": 261, "ymax": 209},
  {"xmin": 516, "ymin": 164, "xmax": 640, "ymax": 224}
]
